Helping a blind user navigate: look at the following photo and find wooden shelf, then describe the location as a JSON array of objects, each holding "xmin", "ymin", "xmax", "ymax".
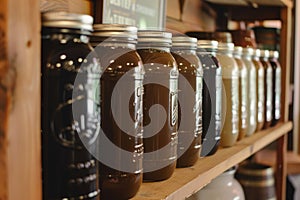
[
  {"xmin": 132, "ymin": 122, "xmax": 292, "ymax": 200},
  {"xmin": 205, "ymin": 0, "xmax": 293, "ymax": 8}
]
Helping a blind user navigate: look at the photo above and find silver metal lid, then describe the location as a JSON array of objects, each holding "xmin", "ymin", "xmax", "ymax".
[
  {"xmin": 269, "ymin": 50, "xmax": 279, "ymax": 59},
  {"xmin": 242, "ymin": 47, "xmax": 254, "ymax": 56},
  {"xmin": 93, "ymin": 24, "xmax": 138, "ymax": 40},
  {"xmin": 233, "ymin": 46, "xmax": 243, "ymax": 56},
  {"xmin": 260, "ymin": 49, "xmax": 270, "ymax": 58},
  {"xmin": 217, "ymin": 42, "xmax": 234, "ymax": 52},
  {"xmin": 254, "ymin": 49, "xmax": 261, "ymax": 57},
  {"xmin": 197, "ymin": 40, "xmax": 218, "ymax": 49},
  {"xmin": 42, "ymin": 12, "xmax": 93, "ymax": 31},
  {"xmin": 172, "ymin": 36, "xmax": 197, "ymax": 49},
  {"xmin": 137, "ymin": 31, "xmax": 172, "ymax": 47}
]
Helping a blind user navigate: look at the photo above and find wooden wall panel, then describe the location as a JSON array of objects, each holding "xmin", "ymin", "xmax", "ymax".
[
  {"xmin": 0, "ymin": 0, "xmax": 8, "ymax": 199},
  {"xmin": 6, "ymin": 0, "xmax": 42, "ymax": 199}
]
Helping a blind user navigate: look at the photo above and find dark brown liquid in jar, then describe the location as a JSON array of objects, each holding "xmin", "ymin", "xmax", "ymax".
[
  {"xmin": 269, "ymin": 51, "xmax": 281, "ymax": 126},
  {"xmin": 41, "ymin": 13, "xmax": 100, "ymax": 200},
  {"xmin": 91, "ymin": 24, "xmax": 143, "ymax": 200},
  {"xmin": 260, "ymin": 50, "xmax": 273, "ymax": 129},
  {"xmin": 171, "ymin": 36, "xmax": 202, "ymax": 167},
  {"xmin": 137, "ymin": 31, "xmax": 178, "ymax": 181},
  {"xmin": 196, "ymin": 40, "xmax": 221, "ymax": 156}
]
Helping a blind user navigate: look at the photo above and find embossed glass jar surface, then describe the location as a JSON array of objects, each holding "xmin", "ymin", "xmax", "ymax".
[
  {"xmin": 196, "ymin": 40, "xmax": 221, "ymax": 156},
  {"xmin": 260, "ymin": 50, "xmax": 273, "ymax": 129},
  {"xmin": 41, "ymin": 12, "xmax": 100, "ymax": 200},
  {"xmin": 269, "ymin": 50, "xmax": 282, "ymax": 126},
  {"xmin": 252, "ymin": 49, "xmax": 265, "ymax": 131},
  {"xmin": 242, "ymin": 47, "xmax": 257, "ymax": 136},
  {"xmin": 137, "ymin": 31, "xmax": 178, "ymax": 181},
  {"xmin": 233, "ymin": 46, "xmax": 248, "ymax": 140},
  {"xmin": 171, "ymin": 36, "xmax": 203, "ymax": 167},
  {"xmin": 216, "ymin": 42, "xmax": 239, "ymax": 147},
  {"xmin": 90, "ymin": 24, "xmax": 143, "ymax": 200}
]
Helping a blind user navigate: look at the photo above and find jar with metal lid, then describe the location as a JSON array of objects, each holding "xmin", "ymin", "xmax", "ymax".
[
  {"xmin": 241, "ymin": 48, "xmax": 257, "ymax": 136},
  {"xmin": 41, "ymin": 12, "xmax": 100, "ymax": 199},
  {"xmin": 252, "ymin": 49, "xmax": 265, "ymax": 131},
  {"xmin": 171, "ymin": 36, "xmax": 203, "ymax": 167},
  {"xmin": 90, "ymin": 24, "xmax": 144, "ymax": 199},
  {"xmin": 260, "ymin": 50, "xmax": 273, "ymax": 129},
  {"xmin": 216, "ymin": 42, "xmax": 239, "ymax": 147},
  {"xmin": 137, "ymin": 31, "xmax": 178, "ymax": 181},
  {"xmin": 269, "ymin": 50, "xmax": 282, "ymax": 126},
  {"xmin": 196, "ymin": 40, "xmax": 221, "ymax": 156},
  {"xmin": 233, "ymin": 46, "xmax": 248, "ymax": 140}
]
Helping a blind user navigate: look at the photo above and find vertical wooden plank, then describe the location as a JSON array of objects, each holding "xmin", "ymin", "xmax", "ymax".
[
  {"xmin": 0, "ymin": 0, "xmax": 8, "ymax": 199},
  {"xmin": 276, "ymin": 135, "xmax": 287, "ymax": 200},
  {"xmin": 6, "ymin": 0, "xmax": 42, "ymax": 199},
  {"xmin": 294, "ymin": 0, "xmax": 300, "ymax": 154},
  {"xmin": 275, "ymin": 6, "xmax": 292, "ymax": 200}
]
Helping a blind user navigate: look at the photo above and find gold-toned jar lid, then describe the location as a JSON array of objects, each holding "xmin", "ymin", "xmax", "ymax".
[
  {"xmin": 269, "ymin": 50, "xmax": 279, "ymax": 59},
  {"xmin": 217, "ymin": 42, "xmax": 234, "ymax": 52},
  {"xmin": 260, "ymin": 49, "xmax": 270, "ymax": 58},
  {"xmin": 242, "ymin": 47, "xmax": 254, "ymax": 56},
  {"xmin": 233, "ymin": 46, "xmax": 243, "ymax": 57}
]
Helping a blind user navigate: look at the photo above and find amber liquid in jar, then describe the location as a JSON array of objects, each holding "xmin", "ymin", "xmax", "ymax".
[
  {"xmin": 91, "ymin": 24, "xmax": 143, "ymax": 200},
  {"xmin": 171, "ymin": 37, "xmax": 203, "ymax": 167},
  {"xmin": 269, "ymin": 51, "xmax": 282, "ymax": 126},
  {"xmin": 216, "ymin": 43, "xmax": 239, "ymax": 147},
  {"xmin": 233, "ymin": 47, "xmax": 248, "ymax": 140},
  {"xmin": 41, "ymin": 13, "xmax": 100, "ymax": 200},
  {"xmin": 260, "ymin": 50, "xmax": 273, "ymax": 129},
  {"xmin": 196, "ymin": 40, "xmax": 221, "ymax": 156},
  {"xmin": 252, "ymin": 50, "xmax": 265, "ymax": 131}
]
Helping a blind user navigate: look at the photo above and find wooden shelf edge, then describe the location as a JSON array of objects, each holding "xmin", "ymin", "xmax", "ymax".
[
  {"xmin": 204, "ymin": 0, "xmax": 293, "ymax": 8},
  {"xmin": 132, "ymin": 122, "xmax": 292, "ymax": 200}
]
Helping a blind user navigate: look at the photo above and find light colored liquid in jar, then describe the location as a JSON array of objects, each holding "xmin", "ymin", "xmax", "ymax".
[
  {"xmin": 241, "ymin": 57, "xmax": 257, "ymax": 136},
  {"xmin": 252, "ymin": 59, "xmax": 265, "ymax": 131},
  {"xmin": 234, "ymin": 58, "xmax": 248, "ymax": 140},
  {"xmin": 217, "ymin": 54, "xmax": 239, "ymax": 147}
]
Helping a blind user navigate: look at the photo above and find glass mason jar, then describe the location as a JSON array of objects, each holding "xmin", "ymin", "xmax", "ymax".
[
  {"xmin": 216, "ymin": 42, "xmax": 239, "ymax": 147},
  {"xmin": 171, "ymin": 36, "xmax": 203, "ymax": 167},
  {"xmin": 260, "ymin": 50, "xmax": 273, "ymax": 129},
  {"xmin": 90, "ymin": 24, "xmax": 144, "ymax": 199},
  {"xmin": 233, "ymin": 46, "xmax": 248, "ymax": 141},
  {"xmin": 41, "ymin": 13, "xmax": 100, "ymax": 199},
  {"xmin": 252, "ymin": 49, "xmax": 265, "ymax": 131},
  {"xmin": 269, "ymin": 50, "xmax": 282, "ymax": 126},
  {"xmin": 196, "ymin": 40, "xmax": 221, "ymax": 156},
  {"xmin": 137, "ymin": 31, "xmax": 178, "ymax": 181},
  {"xmin": 241, "ymin": 48, "xmax": 257, "ymax": 136}
]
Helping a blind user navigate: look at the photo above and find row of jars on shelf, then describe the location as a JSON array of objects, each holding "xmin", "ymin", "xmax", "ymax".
[{"xmin": 41, "ymin": 12, "xmax": 281, "ymax": 200}]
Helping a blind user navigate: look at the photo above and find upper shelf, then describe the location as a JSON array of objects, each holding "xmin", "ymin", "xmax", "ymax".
[
  {"xmin": 204, "ymin": 0, "xmax": 293, "ymax": 8},
  {"xmin": 132, "ymin": 122, "xmax": 293, "ymax": 200}
]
